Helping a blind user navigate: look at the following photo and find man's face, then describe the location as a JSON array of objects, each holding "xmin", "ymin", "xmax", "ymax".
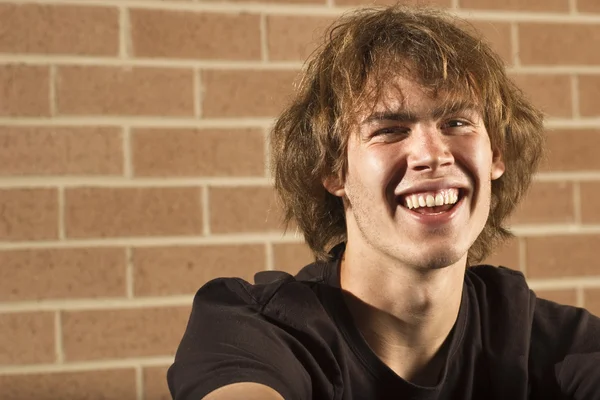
[{"xmin": 327, "ymin": 76, "xmax": 505, "ymax": 270}]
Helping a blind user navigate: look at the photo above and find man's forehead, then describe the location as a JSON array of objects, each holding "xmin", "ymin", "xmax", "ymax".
[
  {"xmin": 362, "ymin": 72, "xmax": 476, "ymax": 109},
  {"xmin": 358, "ymin": 88, "xmax": 480, "ymax": 123}
]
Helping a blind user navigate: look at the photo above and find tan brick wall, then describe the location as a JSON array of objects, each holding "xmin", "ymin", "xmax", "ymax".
[{"xmin": 1, "ymin": 0, "xmax": 599, "ymax": 398}]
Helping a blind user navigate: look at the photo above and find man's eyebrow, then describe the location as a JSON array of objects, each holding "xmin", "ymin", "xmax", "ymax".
[
  {"xmin": 361, "ymin": 111, "xmax": 417, "ymax": 125},
  {"xmin": 361, "ymin": 101, "xmax": 479, "ymax": 125}
]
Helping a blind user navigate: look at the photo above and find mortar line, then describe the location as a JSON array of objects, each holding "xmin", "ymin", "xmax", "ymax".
[
  {"xmin": 527, "ymin": 277, "xmax": 600, "ymax": 289},
  {"xmin": 193, "ymin": 68, "xmax": 202, "ymax": 118},
  {"xmin": 49, "ymin": 65, "xmax": 57, "ymax": 116},
  {"xmin": 57, "ymin": 187, "xmax": 66, "ymax": 240},
  {"xmin": 7, "ymin": 0, "xmax": 600, "ymax": 22},
  {"xmin": 119, "ymin": 6, "xmax": 131, "ymax": 59},
  {"xmin": 573, "ymin": 181, "xmax": 582, "ymax": 224},
  {"xmin": 571, "ymin": 74, "xmax": 581, "ymax": 118},
  {"xmin": 568, "ymin": 0, "xmax": 577, "ymax": 14},
  {"xmin": 0, "ymin": 116, "xmax": 275, "ymax": 129},
  {"xmin": 54, "ymin": 311, "xmax": 65, "ymax": 363},
  {"xmin": 126, "ymin": 247, "xmax": 135, "ymax": 299},
  {"xmin": 265, "ymin": 241, "xmax": 274, "ymax": 271},
  {"xmin": 0, "ymin": 177, "xmax": 273, "ymax": 188},
  {"xmin": 510, "ymin": 23, "xmax": 520, "ymax": 67},
  {"xmin": 260, "ymin": 13, "xmax": 269, "ymax": 62},
  {"xmin": 202, "ymin": 186, "xmax": 210, "ymax": 236},
  {"xmin": 4, "ymin": 115, "xmax": 600, "ymax": 129},
  {"xmin": 0, "ymin": 357, "xmax": 174, "ymax": 375},
  {"xmin": 0, "ymin": 296, "xmax": 196, "ymax": 313},
  {"xmin": 9, "ymin": 171, "xmax": 600, "ymax": 188},
  {"xmin": 576, "ymin": 286, "xmax": 585, "ymax": 307},
  {"xmin": 6, "ymin": 54, "xmax": 600, "ymax": 73},
  {"xmin": 136, "ymin": 365, "xmax": 144, "ymax": 400},
  {"xmin": 0, "ymin": 56, "xmax": 304, "ymax": 70},
  {"xmin": 122, "ymin": 126, "xmax": 133, "ymax": 178},
  {"xmin": 0, "ymin": 234, "xmax": 302, "ymax": 251}
]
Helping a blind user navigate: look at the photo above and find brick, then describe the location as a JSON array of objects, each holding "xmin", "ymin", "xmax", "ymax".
[
  {"xmin": 519, "ymin": 23, "xmax": 600, "ymax": 65},
  {"xmin": 579, "ymin": 75, "xmax": 600, "ymax": 117},
  {"xmin": 335, "ymin": 0, "xmax": 451, "ymax": 7},
  {"xmin": 468, "ymin": 21, "xmax": 513, "ymax": 66},
  {"xmin": 209, "ymin": 186, "xmax": 283, "ymax": 233},
  {"xmin": 133, "ymin": 244, "xmax": 265, "ymax": 296},
  {"xmin": 0, "ymin": 4, "xmax": 118, "ymax": 56},
  {"xmin": 65, "ymin": 187, "xmax": 202, "ymax": 238},
  {"xmin": 580, "ymin": 182, "xmax": 600, "ymax": 223},
  {"xmin": 132, "ymin": 128, "xmax": 265, "ymax": 177},
  {"xmin": 231, "ymin": 0, "xmax": 324, "ymax": 3},
  {"xmin": 0, "ymin": 65, "xmax": 49, "ymax": 116},
  {"xmin": 578, "ymin": 0, "xmax": 600, "ymax": 12},
  {"xmin": 0, "ymin": 126, "xmax": 122, "ymax": 176},
  {"xmin": 202, "ymin": 69, "xmax": 298, "ymax": 118},
  {"xmin": 143, "ymin": 366, "xmax": 171, "ymax": 400},
  {"xmin": 0, "ymin": 312, "xmax": 55, "ymax": 365},
  {"xmin": 0, "ymin": 248, "xmax": 126, "ymax": 301},
  {"xmin": 272, "ymin": 242, "xmax": 314, "ymax": 275},
  {"xmin": 481, "ymin": 237, "xmax": 520, "ymax": 270},
  {"xmin": 0, "ymin": 369, "xmax": 136, "ymax": 400},
  {"xmin": 541, "ymin": 130, "xmax": 600, "ymax": 172},
  {"xmin": 62, "ymin": 306, "xmax": 190, "ymax": 361},
  {"xmin": 131, "ymin": 9, "xmax": 260, "ymax": 60},
  {"xmin": 510, "ymin": 74, "xmax": 572, "ymax": 118},
  {"xmin": 525, "ymin": 235, "xmax": 600, "ymax": 279},
  {"xmin": 584, "ymin": 288, "xmax": 600, "ymax": 317},
  {"xmin": 460, "ymin": 0, "xmax": 568, "ymax": 12},
  {"xmin": 56, "ymin": 66, "xmax": 194, "ymax": 117},
  {"xmin": 0, "ymin": 188, "xmax": 58, "ymax": 241},
  {"xmin": 510, "ymin": 181, "xmax": 574, "ymax": 225},
  {"xmin": 267, "ymin": 15, "xmax": 335, "ymax": 61},
  {"xmin": 534, "ymin": 289, "xmax": 577, "ymax": 307}
]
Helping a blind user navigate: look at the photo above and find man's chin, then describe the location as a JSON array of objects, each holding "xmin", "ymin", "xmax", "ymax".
[{"xmin": 415, "ymin": 250, "xmax": 466, "ymax": 270}]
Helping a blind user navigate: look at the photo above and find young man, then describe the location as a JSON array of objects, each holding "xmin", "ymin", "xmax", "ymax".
[{"xmin": 168, "ymin": 6, "xmax": 600, "ymax": 400}]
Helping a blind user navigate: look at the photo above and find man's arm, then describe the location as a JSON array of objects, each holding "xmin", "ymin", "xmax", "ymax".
[
  {"xmin": 168, "ymin": 279, "xmax": 311, "ymax": 400},
  {"xmin": 203, "ymin": 382, "xmax": 285, "ymax": 400}
]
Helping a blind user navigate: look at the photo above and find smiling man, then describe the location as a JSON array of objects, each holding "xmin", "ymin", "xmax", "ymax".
[{"xmin": 168, "ymin": 6, "xmax": 600, "ymax": 400}]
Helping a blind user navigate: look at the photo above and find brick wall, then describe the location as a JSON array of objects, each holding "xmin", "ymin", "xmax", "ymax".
[{"xmin": 1, "ymin": 0, "xmax": 599, "ymax": 399}]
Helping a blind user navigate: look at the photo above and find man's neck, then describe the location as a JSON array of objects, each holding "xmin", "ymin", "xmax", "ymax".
[{"xmin": 339, "ymin": 243, "xmax": 466, "ymax": 385}]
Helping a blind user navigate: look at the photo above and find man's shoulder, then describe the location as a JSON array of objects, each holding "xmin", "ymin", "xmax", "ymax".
[
  {"xmin": 194, "ymin": 261, "xmax": 331, "ymax": 317},
  {"xmin": 467, "ymin": 264, "xmax": 528, "ymax": 286},
  {"xmin": 466, "ymin": 264, "xmax": 533, "ymax": 306}
]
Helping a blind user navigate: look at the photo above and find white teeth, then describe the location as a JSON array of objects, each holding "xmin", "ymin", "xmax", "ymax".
[
  {"xmin": 426, "ymin": 195, "xmax": 434, "ymax": 207},
  {"xmin": 435, "ymin": 194, "xmax": 444, "ymax": 206},
  {"xmin": 403, "ymin": 188, "xmax": 461, "ymax": 210}
]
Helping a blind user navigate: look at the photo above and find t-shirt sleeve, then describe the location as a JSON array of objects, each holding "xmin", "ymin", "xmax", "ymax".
[
  {"xmin": 534, "ymin": 298, "xmax": 600, "ymax": 399},
  {"xmin": 167, "ymin": 278, "xmax": 312, "ymax": 400}
]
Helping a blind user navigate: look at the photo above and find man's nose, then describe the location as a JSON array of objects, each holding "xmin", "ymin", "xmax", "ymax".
[{"xmin": 406, "ymin": 127, "xmax": 454, "ymax": 172}]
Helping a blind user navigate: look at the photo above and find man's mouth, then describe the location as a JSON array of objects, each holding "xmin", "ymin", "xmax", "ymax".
[{"xmin": 399, "ymin": 188, "xmax": 461, "ymax": 215}]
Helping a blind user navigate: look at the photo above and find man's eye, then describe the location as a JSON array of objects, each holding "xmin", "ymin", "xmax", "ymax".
[
  {"xmin": 372, "ymin": 127, "xmax": 409, "ymax": 137},
  {"xmin": 443, "ymin": 120, "xmax": 469, "ymax": 129}
]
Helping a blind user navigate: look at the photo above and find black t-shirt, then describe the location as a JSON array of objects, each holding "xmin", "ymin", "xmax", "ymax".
[{"xmin": 167, "ymin": 255, "xmax": 600, "ymax": 400}]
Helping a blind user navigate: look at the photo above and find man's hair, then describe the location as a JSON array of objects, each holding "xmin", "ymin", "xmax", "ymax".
[{"xmin": 270, "ymin": 5, "xmax": 545, "ymax": 265}]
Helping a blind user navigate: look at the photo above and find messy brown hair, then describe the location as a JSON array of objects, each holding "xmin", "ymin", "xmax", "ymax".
[{"xmin": 270, "ymin": 5, "xmax": 545, "ymax": 265}]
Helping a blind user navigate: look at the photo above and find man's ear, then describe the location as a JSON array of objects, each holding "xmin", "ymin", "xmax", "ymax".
[
  {"xmin": 323, "ymin": 175, "xmax": 346, "ymax": 197},
  {"xmin": 491, "ymin": 148, "xmax": 505, "ymax": 180}
]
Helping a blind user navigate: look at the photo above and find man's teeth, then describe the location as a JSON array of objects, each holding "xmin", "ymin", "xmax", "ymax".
[{"xmin": 405, "ymin": 189, "xmax": 459, "ymax": 210}]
